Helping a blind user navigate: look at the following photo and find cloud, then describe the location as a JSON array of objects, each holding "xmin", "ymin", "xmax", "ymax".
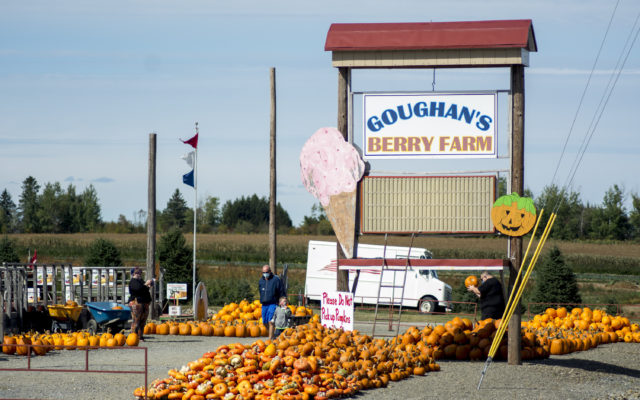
[
  {"xmin": 64, "ymin": 176, "xmax": 83, "ymax": 182},
  {"xmin": 92, "ymin": 177, "xmax": 115, "ymax": 183}
]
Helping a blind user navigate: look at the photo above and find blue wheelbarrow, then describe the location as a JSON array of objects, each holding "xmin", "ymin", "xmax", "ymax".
[{"xmin": 85, "ymin": 301, "xmax": 131, "ymax": 334}]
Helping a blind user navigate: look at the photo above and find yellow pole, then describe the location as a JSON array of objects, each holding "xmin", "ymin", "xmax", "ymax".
[
  {"xmin": 488, "ymin": 213, "xmax": 557, "ymax": 359},
  {"xmin": 502, "ymin": 209, "xmax": 544, "ymax": 321}
]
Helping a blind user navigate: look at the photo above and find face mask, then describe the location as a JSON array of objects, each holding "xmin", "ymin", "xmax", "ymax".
[{"xmin": 263, "ymin": 272, "xmax": 270, "ymax": 279}]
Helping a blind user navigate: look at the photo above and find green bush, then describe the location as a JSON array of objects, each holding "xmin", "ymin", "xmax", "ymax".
[
  {"xmin": 0, "ymin": 236, "xmax": 20, "ymax": 263},
  {"xmin": 84, "ymin": 238, "xmax": 122, "ymax": 266},
  {"xmin": 529, "ymin": 246, "xmax": 581, "ymax": 314}
]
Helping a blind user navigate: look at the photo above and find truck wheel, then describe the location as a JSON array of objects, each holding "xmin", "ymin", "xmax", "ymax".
[{"xmin": 419, "ymin": 296, "xmax": 437, "ymax": 314}]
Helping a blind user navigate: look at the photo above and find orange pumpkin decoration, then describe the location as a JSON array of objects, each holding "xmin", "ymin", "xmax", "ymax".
[{"xmin": 491, "ymin": 192, "xmax": 537, "ymax": 236}]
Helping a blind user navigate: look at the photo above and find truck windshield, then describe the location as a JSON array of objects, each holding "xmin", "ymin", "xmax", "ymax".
[{"xmin": 419, "ymin": 270, "xmax": 438, "ymax": 279}]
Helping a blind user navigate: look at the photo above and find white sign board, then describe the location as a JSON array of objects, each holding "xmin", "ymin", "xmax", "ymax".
[
  {"xmin": 64, "ymin": 267, "xmax": 83, "ymax": 285},
  {"xmin": 321, "ymin": 291, "xmax": 354, "ymax": 331},
  {"xmin": 91, "ymin": 270, "xmax": 115, "ymax": 287},
  {"xmin": 27, "ymin": 288, "xmax": 37, "ymax": 303},
  {"xmin": 363, "ymin": 92, "xmax": 497, "ymax": 159},
  {"xmin": 167, "ymin": 283, "xmax": 188, "ymax": 300},
  {"xmin": 169, "ymin": 306, "xmax": 182, "ymax": 316},
  {"xmin": 37, "ymin": 267, "xmax": 53, "ymax": 286}
]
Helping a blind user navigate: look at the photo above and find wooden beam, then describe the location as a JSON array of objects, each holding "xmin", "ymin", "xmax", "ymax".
[
  {"xmin": 508, "ymin": 64, "xmax": 525, "ymax": 365},
  {"xmin": 336, "ymin": 67, "xmax": 350, "ymax": 292},
  {"xmin": 269, "ymin": 67, "xmax": 278, "ymax": 274},
  {"xmin": 147, "ymin": 133, "xmax": 157, "ymax": 318}
]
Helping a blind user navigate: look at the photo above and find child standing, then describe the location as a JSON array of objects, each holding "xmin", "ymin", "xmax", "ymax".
[{"xmin": 271, "ymin": 296, "xmax": 292, "ymax": 337}]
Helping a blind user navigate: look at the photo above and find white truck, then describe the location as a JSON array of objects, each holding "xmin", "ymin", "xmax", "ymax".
[{"xmin": 305, "ymin": 240, "xmax": 452, "ymax": 313}]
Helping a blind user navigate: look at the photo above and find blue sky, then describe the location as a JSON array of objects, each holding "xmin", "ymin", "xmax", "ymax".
[{"xmin": 1, "ymin": 0, "xmax": 639, "ymax": 226}]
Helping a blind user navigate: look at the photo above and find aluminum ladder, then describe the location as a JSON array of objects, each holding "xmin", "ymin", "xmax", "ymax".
[{"xmin": 371, "ymin": 233, "xmax": 415, "ymax": 338}]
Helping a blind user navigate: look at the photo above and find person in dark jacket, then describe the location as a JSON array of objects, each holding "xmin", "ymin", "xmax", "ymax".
[
  {"xmin": 128, "ymin": 267, "xmax": 153, "ymax": 340},
  {"xmin": 259, "ymin": 264, "xmax": 285, "ymax": 340},
  {"xmin": 467, "ymin": 271, "xmax": 506, "ymax": 320}
]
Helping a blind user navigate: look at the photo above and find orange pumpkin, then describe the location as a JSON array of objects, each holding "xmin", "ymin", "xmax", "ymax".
[
  {"xmin": 464, "ymin": 275, "xmax": 478, "ymax": 288},
  {"xmin": 491, "ymin": 192, "xmax": 537, "ymax": 236},
  {"xmin": 3, "ymin": 336, "xmax": 17, "ymax": 355},
  {"xmin": 126, "ymin": 332, "xmax": 140, "ymax": 346}
]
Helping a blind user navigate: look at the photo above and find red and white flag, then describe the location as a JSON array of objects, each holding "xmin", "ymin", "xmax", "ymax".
[{"xmin": 28, "ymin": 250, "xmax": 37, "ymax": 270}]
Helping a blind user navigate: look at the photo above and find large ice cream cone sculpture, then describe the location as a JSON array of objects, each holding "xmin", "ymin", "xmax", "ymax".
[{"xmin": 300, "ymin": 127, "xmax": 365, "ymax": 258}]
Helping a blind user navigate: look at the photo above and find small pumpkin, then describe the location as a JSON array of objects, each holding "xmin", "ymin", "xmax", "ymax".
[
  {"xmin": 464, "ymin": 275, "xmax": 478, "ymax": 288},
  {"xmin": 491, "ymin": 192, "xmax": 537, "ymax": 236},
  {"xmin": 126, "ymin": 332, "xmax": 140, "ymax": 346},
  {"xmin": 2, "ymin": 336, "xmax": 17, "ymax": 355}
]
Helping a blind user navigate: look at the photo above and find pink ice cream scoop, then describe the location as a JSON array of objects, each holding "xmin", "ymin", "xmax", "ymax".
[
  {"xmin": 300, "ymin": 127, "xmax": 365, "ymax": 206},
  {"xmin": 300, "ymin": 127, "xmax": 365, "ymax": 258}
]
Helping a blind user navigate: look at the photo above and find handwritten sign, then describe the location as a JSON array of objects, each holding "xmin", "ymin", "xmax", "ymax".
[{"xmin": 321, "ymin": 291, "xmax": 354, "ymax": 331}]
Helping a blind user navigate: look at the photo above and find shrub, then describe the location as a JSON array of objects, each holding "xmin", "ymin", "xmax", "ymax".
[
  {"xmin": 451, "ymin": 281, "xmax": 479, "ymax": 314},
  {"xmin": 84, "ymin": 238, "xmax": 122, "ymax": 266},
  {"xmin": 529, "ymin": 246, "xmax": 581, "ymax": 314},
  {"xmin": 0, "ymin": 236, "xmax": 20, "ymax": 263}
]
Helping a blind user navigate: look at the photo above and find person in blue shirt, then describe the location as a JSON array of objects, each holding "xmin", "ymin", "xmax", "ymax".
[{"xmin": 259, "ymin": 264, "xmax": 285, "ymax": 340}]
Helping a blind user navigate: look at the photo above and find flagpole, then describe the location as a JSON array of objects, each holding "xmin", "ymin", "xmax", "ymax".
[{"xmin": 192, "ymin": 122, "xmax": 198, "ymax": 310}]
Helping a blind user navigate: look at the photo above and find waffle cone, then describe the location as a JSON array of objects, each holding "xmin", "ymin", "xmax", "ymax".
[{"xmin": 323, "ymin": 190, "xmax": 357, "ymax": 258}]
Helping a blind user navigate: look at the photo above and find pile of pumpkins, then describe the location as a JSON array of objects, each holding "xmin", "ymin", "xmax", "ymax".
[
  {"xmin": 210, "ymin": 299, "xmax": 313, "ymax": 323},
  {"xmin": 2, "ymin": 330, "xmax": 142, "ymax": 356},
  {"xmin": 134, "ymin": 321, "xmax": 440, "ymax": 400},
  {"xmin": 142, "ymin": 299, "xmax": 314, "ymax": 338},
  {"xmin": 523, "ymin": 306, "xmax": 640, "ymax": 345}
]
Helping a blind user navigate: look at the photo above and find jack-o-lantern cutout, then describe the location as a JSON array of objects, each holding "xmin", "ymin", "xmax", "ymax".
[{"xmin": 491, "ymin": 192, "xmax": 537, "ymax": 236}]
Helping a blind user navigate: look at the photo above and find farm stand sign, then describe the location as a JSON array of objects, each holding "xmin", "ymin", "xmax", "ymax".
[
  {"xmin": 363, "ymin": 92, "xmax": 497, "ymax": 159},
  {"xmin": 321, "ymin": 291, "xmax": 354, "ymax": 331}
]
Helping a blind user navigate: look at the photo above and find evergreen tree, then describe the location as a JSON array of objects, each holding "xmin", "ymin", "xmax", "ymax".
[
  {"xmin": 85, "ymin": 238, "xmax": 122, "ymax": 266},
  {"xmin": 80, "ymin": 184, "xmax": 102, "ymax": 232},
  {"xmin": 161, "ymin": 189, "xmax": 189, "ymax": 231},
  {"xmin": 0, "ymin": 189, "xmax": 16, "ymax": 233},
  {"xmin": 529, "ymin": 246, "xmax": 581, "ymax": 314},
  {"xmin": 629, "ymin": 193, "xmax": 640, "ymax": 239},
  {"xmin": 221, "ymin": 194, "xmax": 292, "ymax": 233},
  {"xmin": 18, "ymin": 176, "xmax": 41, "ymax": 233},
  {"xmin": 158, "ymin": 228, "xmax": 193, "ymax": 297},
  {"xmin": 59, "ymin": 184, "xmax": 82, "ymax": 233},
  {"xmin": 0, "ymin": 236, "xmax": 20, "ymax": 263},
  {"xmin": 38, "ymin": 182, "xmax": 64, "ymax": 233}
]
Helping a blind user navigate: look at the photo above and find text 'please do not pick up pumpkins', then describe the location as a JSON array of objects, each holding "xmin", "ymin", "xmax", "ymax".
[{"xmin": 491, "ymin": 192, "xmax": 537, "ymax": 236}]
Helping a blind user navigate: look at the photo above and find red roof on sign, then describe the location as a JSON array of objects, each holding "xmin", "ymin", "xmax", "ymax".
[{"xmin": 325, "ymin": 20, "xmax": 536, "ymax": 52}]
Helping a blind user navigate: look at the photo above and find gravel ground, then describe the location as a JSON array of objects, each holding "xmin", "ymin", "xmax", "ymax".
[{"xmin": 1, "ymin": 332, "xmax": 639, "ymax": 400}]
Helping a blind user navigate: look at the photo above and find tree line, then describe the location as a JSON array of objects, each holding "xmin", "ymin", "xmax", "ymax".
[{"xmin": 2, "ymin": 175, "xmax": 639, "ymax": 240}]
